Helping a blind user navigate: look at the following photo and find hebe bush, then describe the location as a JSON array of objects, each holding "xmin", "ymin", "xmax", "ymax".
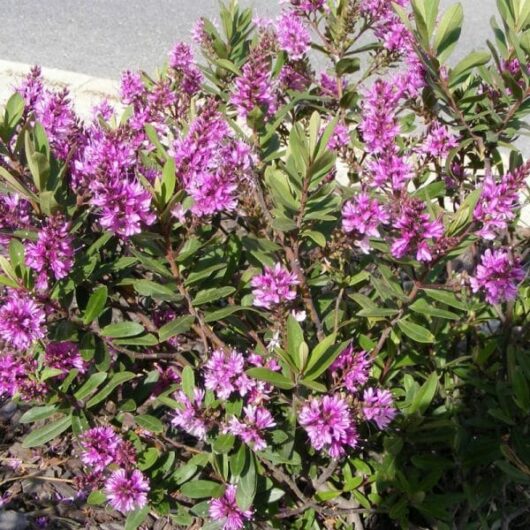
[{"xmin": 0, "ymin": 0, "xmax": 529, "ymax": 528}]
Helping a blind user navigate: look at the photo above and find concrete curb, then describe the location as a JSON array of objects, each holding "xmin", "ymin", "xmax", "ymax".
[{"xmin": 0, "ymin": 60, "xmax": 119, "ymax": 119}]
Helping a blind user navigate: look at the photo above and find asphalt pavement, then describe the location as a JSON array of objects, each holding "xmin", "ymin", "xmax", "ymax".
[{"xmin": 0, "ymin": 0, "xmax": 497, "ymax": 79}]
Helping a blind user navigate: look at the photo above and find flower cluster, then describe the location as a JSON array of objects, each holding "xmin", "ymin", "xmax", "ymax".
[
  {"xmin": 251, "ymin": 263, "xmax": 299, "ymax": 309},
  {"xmin": 470, "ymin": 249, "xmax": 525, "ymax": 304},
  {"xmin": 307, "ymin": 342, "xmax": 398, "ymax": 453},
  {"xmin": 225, "ymin": 404, "xmax": 276, "ymax": 451},
  {"xmin": 391, "ymin": 198, "xmax": 444, "ymax": 262},
  {"xmin": 0, "ymin": 290, "xmax": 46, "ymax": 351},
  {"xmin": 45, "ymin": 342, "xmax": 87, "ymax": 376},
  {"xmin": 474, "ymin": 165, "xmax": 529, "ymax": 240},
  {"xmin": 299, "ymin": 394, "xmax": 359, "ymax": 458},
  {"xmin": 342, "ymin": 193, "xmax": 389, "ymax": 253},
  {"xmin": 231, "ymin": 36, "xmax": 277, "ymax": 119},
  {"xmin": 171, "ymin": 104, "xmax": 254, "ymax": 217},
  {"xmin": 172, "ymin": 389, "xmax": 208, "ymax": 440},
  {"xmin": 25, "ymin": 215, "xmax": 74, "ymax": 290},
  {"xmin": 209, "ymin": 484, "xmax": 254, "ymax": 530},
  {"xmin": 275, "ymin": 12, "xmax": 311, "ymax": 60},
  {"xmin": 78, "ymin": 427, "xmax": 150, "ymax": 513}
]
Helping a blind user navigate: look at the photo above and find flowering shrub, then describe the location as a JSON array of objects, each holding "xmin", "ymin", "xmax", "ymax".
[{"xmin": 0, "ymin": 0, "xmax": 529, "ymax": 528}]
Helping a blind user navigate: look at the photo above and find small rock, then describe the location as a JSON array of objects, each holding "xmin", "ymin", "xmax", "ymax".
[{"xmin": 0, "ymin": 511, "xmax": 28, "ymax": 530}]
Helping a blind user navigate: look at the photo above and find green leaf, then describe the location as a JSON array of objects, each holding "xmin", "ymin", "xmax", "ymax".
[
  {"xmin": 19, "ymin": 405, "xmax": 58, "ymax": 424},
  {"xmin": 101, "ymin": 322, "xmax": 144, "ymax": 338},
  {"xmin": 447, "ymin": 188, "xmax": 482, "ymax": 236},
  {"xmin": 86, "ymin": 372, "xmax": 136, "ymax": 408},
  {"xmin": 74, "ymin": 372, "xmax": 107, "ymax": 400},
  {"xmin": 304, "ymin": 340, "xmax": 349, "ymax": 381},
  {"xmin": 160, "ymin": 158, "xmax": 176, "ymax": 205},
  {"xmin": 133, "ymin": 279, "xmax": 180, "ymax": 300},
  {"xmin": 423, "ymin": 288, "xmax": 466, "ymax": 310},
  {"xmin": 83, "ymin": 285, "xmax": 108, "ymax": 324},
  {"xmin": 245, "ymin": 368, "xmax": 295, "ymax": 390},
  {"xmin": 87, "ymin": 490, "xmax": 106, "ymax": 505},
  {"xmin": 22, "ymin": 415, "xmax": 72, "ymax": 448},
  {"xmin": 204, "ymin": 306, "xmax": 247, "ymax": 323},
  {"xmin": 25, "ymin": 130, "xmax": 50, "ymax": 191},
  {"xmin": 513, "ymin": 371, "xmax": 530, "ymax": 412},
  {"xmin": 9, "ymin": 239, "xmax": 25, "ymax": 269},
  {"xmin": 192, "ymin": 286, "xmax": 236, "ymax": 306},
  {"xmin": 397, "ymin": 319, "xmax": 435, "ymax": 343},
  {"xmin": 287, "ymin": 314, "xmax": 304, "ymax": 370},
  {"xmin": 182, "ymin": 365, "xmax": 195, "ymax": 400},
  {"xmin": 409, "ymin": 373, "xmax": 438, "ymax": 414},
  {"xmin": 114, "ymin": 334, "xmax": 159, "ymax": 346},
  {"xmin": 158, "ymin": 315, "xmax": 195, "ymax": 342},
  {"xmin": 231, "ymin": 445, "xmax": 248, "ymax": 478},
  {"xmin": 409, "ymin": 298, "xmax": 459, "ymax": 320},
  {"xmin": 357, "ymin": 308, "xmax": 400, "ymax": 318},
  {"xmin": 335, "ymin": 57, "xmax": 361, "ymax": 75},
  {"xmin": 125, "ymin": 506, "xmax": 150, "ymax": 530},
  {"xmin": 213, "ymin": 434, "xmax": 235, "ymax": 454},
  {"xmin": 181, "ymin": 480, "xmax": 224, "ymax": 499},
  {"xmin": 449, "ymin": 51, "xmax": 490, "ymax": 86},
  {"xmin": 215, "ymin": 58, "xmax": 242, "ymax": 76},
  {"xmin": 136, "ymin": 414, "xmax": 164, "ymax": 434},
  {"xmin": 302, "ymin": 230, "xmax": 327, "ymax": 247},
  {"xmin": 237, "ymin": 453, "xmax": 257, "ymax": 510},
  {"xmin": 433, "ymin": 3, "xmax": 463, "ymax": 62},
  {"xmin": 4, "ymin": 92, "xmax": 25, "ymax": 129}
]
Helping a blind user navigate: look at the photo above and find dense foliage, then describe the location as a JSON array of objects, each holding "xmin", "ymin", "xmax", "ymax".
[{"xmin": 0, "ymin": 0, "xmax": 529, "ymax": 528}]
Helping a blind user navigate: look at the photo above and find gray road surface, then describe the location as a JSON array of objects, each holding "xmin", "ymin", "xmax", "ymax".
[{"xmin": 0, "ymin": 0, "xmax": 497, "ymax": 79}]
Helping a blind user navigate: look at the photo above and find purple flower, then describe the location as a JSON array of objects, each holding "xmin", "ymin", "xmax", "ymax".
[
  {"xmin": 279, "ymin": 65, "xmax": 311, "ymax": 91},
  {"xmin": 420, "ymin": 121, "xmax": 459, "ymax": 158},
  {"xmin": 319, "ymin": 73, "xmax": 344, "ymax": 98},
  {"xmin": 36, "ymin": 88, "xmax": 79, "ymax": 160},
  {"xmin": 119, "ymin": 71, "xmax": 145, "ymax": 105},
  {"xmin": 17, "ymin": 69, "xmax": 79, "ymax": 160},
  {"xmin": 474, "ymin": 168, "xmax": 527, "ymax": 240},
  {"xmin": 72, "ymin": 126, "xmax": 137, "ymax": 192},
  {"xmin": 391, "ymin": 198, "xmax": 444, "ymax": 262},
  {"xmin": 327, "ymin": 122, "xmax": 350, "ymax": 151},
  {"xmin": 299, "ymin": 394, "xmax": 358, "ymax": 458},
  {"xmin": 359, "ymin": 80, "xmax": 400, "ymax": 154},
  {"xmin": 204, "ymin": 349, "xmax": 246, "ymax": 399},
  {"xmin": 172, "ymin": 389, "xmax": 208, "ymax": 440},
  {"xmin": 171, "ymin": 105, "xmax": 254, "ymax": 217},
  {"xmin": 25, "ymin": 216, "xmax": 75, "ymax": 290},
  {"xmin": 331, "ymin": 344, "xmax": 372, "ymax": 391},
  {"xmin": 0, "ymin": 194, "xmax": 32, "ymax": 246},
  {"xmin": 79, "ymin": 427, "xmax": 122, "ymax": 471},
  {"xmin": 231, "ymin": 45, "xmax": 277, "ymax": 119},
  {"xmin": 251, "ymin": 264, "xmax": 299, "ymax": 309},
  {"xmin": 367, "ymin": 152, "xmax": 414, "ymax": 191},
  {"xmin": 276, "ymin": 12, "xmax": 311, "ymax": 60},
  {"xmin": 0, "ymin": 354, "xmax": 28, "ymax": 398},
  {"xmin": 208, "ymin": 484, "xmax": 254, "ymax": 530},
  {"xmin": 342, "ymin": 193, "xmax": 389, "ymax": 253},
  {"xmin": 225, "ymin": 405, "xmax": 276, "ymax": 451},
  {"xmin": 187, "ymin": 170, "xmax": 238, "ymax": 216},
  {"xmin": 17, "ymin": 65, "xmax": 45, "ymax": 108},
  {"xmin": 470, "ymin": 249, "xmax": 525, "ymax": 304},
  {"xmin": 168, "ymin": 42, "xmax": 202, "ymax": 95},
  {"xmin": 91, "ymin": 177, "xmax": 156, "ymax": 237},
  {"xmin": 104, "ymin": 468, "xmax": 149, "ymax": 513},
  {"xmin": 362, "ymin": 388, "xmax": 396, "ymax": 429},
  {"xmin": 0, "ymin": 291, "xmax": 46, "ymax": 351},
  {"xmin": 45, "ymin": 342, "xmax": 87, "ymax": 376}
]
